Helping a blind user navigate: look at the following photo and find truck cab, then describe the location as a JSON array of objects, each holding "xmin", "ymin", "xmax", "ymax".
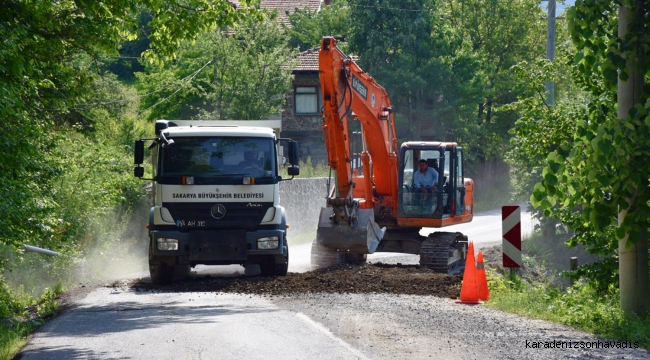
[{"xmin": 134, "ymin": 120, "xmax": 299, "ymax": 284}]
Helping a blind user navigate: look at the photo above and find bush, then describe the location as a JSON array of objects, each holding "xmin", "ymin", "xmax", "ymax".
[
  {"xmin": 281, "ymin": 156, "xmax": 330, "ymax": 178},
  {"xmin": 487, "ymin": 268, "xmax": 650, "ymax": 349}
]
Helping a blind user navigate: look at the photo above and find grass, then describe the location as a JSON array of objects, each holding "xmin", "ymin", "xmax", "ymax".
[
  {"xmin": 484, "ymin": 249, "xmax": 650, "ymax": 349},
  {"xmin": 0, "ymin": 281, "xmax": 63, "ymax": 360},
  {"xmin": 281, "ymin": 156, "xmax": 330, "ymax": 178}
]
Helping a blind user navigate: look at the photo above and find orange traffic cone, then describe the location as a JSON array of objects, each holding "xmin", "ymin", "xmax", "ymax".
[
  {"xmin": 456, "ymin": 241, "xmax": 481, "ymax": 304},
  {"xmin": 477, "ymin": 251, "xmax": 490, "ymax": 301}
]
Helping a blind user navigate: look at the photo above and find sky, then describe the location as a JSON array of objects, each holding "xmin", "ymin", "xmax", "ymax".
[{"xmin": 544, "ymin": 0, "xmax": 576, "ymax": 16}]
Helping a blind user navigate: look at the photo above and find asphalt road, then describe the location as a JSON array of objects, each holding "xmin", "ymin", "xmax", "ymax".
[
  {"xmin": 18, "ymin": 207, "xmax": 650, "ymax": 359},
  {"xmin": 18, "ymin": 290, "xmax": 370, "ymax": 360}
]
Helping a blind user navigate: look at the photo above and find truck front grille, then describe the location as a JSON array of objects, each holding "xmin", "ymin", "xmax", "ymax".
[{"xmin": 163, "ymin": 202, "xmax": 273, "ymax": 229}]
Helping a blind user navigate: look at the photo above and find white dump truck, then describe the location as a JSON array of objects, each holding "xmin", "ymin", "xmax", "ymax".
[{"xmin": 133, "ymin": 120, "xmax": 300, "ymax": 284}]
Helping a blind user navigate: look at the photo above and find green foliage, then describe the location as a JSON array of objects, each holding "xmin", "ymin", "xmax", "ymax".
[
  {"xmin": 0, "ymin": 278, "xmax": 63, "ymax": 359},
  {"xmin": 280, "ymin": 156, "xmax": 329, "ymax": 179},
  {"xmin": 0, "ymin": 280, "xmax": 22, "ymax": 320},
  {"xmin": 528, "ymin": 0, "xmax": 650, "ymax": 289},
  {"xmin": 295, "ymin": 156, "xmax": 330, "ymax": 178},
  {"xmin": 285, "ymin": 0, "xmax": 352, "ymax": 52},
  {"xmin": 137, "ymin": 15, "xmax": 297, "ymax": 121},
  {"xmin": 487, "ymin": 271, "xmax": 650, "ymax": 349},
  {"xmin": 0, "ymin": 0, "xmax": 258, "ymax": 251},
  {"xmin": 444, "ymin": 0, "xmax": 546, "ymax": 161}
]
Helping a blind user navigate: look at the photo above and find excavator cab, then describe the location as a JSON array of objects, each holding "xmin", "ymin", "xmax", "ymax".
[{"xmin": 398, "ymin": 142, "xmax": 469, "ymax": 220}]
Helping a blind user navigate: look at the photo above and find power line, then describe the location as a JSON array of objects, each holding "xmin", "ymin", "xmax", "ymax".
[
  {"xmin": 138, "ymin": 58, "xmax": 214, "ymax": 114},
  {"xmin": 45, "ymin": 58, "xmax": 214, "ymax": 112}
]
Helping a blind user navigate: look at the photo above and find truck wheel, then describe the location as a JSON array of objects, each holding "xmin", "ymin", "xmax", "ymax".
[
  {"xmin": 260, "ymin": 246, "xmax": 288, "ymax": 277},
  {"xmin": 149, "ymin": 263, "xmax": 174, "ymax": 285},
  {"xmin": 276, "ymin": 245, "xmax": 289, "ymax": 276},
  {"xmin": 174, "ymin": 264, "xmax": 191, "ymax": 280}
]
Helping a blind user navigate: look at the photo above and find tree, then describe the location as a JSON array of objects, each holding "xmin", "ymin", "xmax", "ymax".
[
  {"xmin": 0, "ymin": 0, "xmax": 258, "ymax": 249},
  {"xmin": 285, "ymin": 0, "xmax": 352, "ymax": 52},
  {"xmin": 531, "ymin": 0, "xmax": 650, "ymax": 314},
  {"xmin": 444, "ymin": 0, "xmax": 546, "ymax": 160},
  {"xmin": 136, "ymin": 15, "xmax": 297, "ymax": 121}
]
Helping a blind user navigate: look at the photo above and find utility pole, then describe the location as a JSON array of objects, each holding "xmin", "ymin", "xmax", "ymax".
[
  {"xmin": 545, "ymin": 0, "xmax": 556, "ymax": 106},
  {"xmin": 213, "ymin": 51, "xmax": 220, "ymax": 119},
  {"xmin": 617, "ymin": 3, "xmax": 648, "ymax": 317}
]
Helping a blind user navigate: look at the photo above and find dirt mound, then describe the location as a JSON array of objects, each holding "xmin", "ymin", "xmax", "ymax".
[{"xmin": 123, "ymin": 263, "xmax": 462, "ymax": 297}]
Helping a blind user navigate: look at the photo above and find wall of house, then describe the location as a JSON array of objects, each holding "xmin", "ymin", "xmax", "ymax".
[{"xmin": 281, "ymin": 73, "xmax": 328, "ymax": 164}]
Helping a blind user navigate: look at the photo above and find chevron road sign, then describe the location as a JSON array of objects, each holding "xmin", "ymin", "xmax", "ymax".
[{"xmin": 502, "ymin": 205, "xmax": 522, "ymax": 268}]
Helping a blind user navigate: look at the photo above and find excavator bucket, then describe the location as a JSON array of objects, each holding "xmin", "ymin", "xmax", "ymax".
[{"xmin": 312, "ymin": 207, "xmax": 385, "ymax": 266}]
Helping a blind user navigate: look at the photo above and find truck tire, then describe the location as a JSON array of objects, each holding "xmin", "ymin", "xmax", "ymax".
[
  {"xmin": 149, "ymin": 262, "xmax": 174, "ymax": 285},
  {"xmin": 260, "ymin": 246, "xmax": 289, "ymax": 276},
  {"xmin": 174, "ymin": 264, "xmax": 191, "ymax": 280}
]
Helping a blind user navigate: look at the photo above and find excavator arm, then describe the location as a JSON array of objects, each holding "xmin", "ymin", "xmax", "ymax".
[{"xmin": 319, "ymin": 36, "xmax": 399, "ymax": 210}]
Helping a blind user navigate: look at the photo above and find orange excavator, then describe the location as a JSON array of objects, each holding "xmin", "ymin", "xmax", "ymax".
[{"xmin": 311, "ymin": 37, "xmax": 475, "ymax": 273}]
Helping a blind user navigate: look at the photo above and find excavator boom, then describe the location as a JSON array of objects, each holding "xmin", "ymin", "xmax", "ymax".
[{"xmin": 319, "ymin": 37, "xmax": 399, "ymax": 206}]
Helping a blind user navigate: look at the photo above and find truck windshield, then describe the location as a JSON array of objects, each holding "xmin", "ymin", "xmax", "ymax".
[{"xmin": 159, "ymin": 137, "xmax": 276, "ymax": 183}]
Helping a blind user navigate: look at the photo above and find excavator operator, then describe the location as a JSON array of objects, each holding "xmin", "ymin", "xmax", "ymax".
[
  {"xmin": 414, "ymin": 159, "xmax": 438, "ymax": 193},
  {"xmin": 414, "ymin": 159, "xmax": 438, "ymax": 211}
]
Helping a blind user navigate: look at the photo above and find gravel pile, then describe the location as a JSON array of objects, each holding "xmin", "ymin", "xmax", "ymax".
[{"xmin": 125, "ymin": 263, "xmax": 462, "ymax": 297}]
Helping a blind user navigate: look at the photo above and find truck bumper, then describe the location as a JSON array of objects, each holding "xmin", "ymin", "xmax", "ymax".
[{"xmin": 149, "ymin": 229, "xmax": 287, "ymax": 266}]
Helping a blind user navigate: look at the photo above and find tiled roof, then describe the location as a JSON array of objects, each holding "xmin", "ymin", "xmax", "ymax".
[
  {"xmin": 294, "ymin": 48, "xmax": 319, "ymax": 72},
  {"xmin": 229, "ymin": 0, "xmax": 321, "ymax": 27},
  {"xmin": 261, "ymin": 0, "xmax": 322, "ymax": 27}
]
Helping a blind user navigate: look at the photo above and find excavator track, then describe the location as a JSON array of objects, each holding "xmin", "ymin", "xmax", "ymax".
[{"xmin": 419, "ymin": 232, "xmax": 468, "ymax": 274}]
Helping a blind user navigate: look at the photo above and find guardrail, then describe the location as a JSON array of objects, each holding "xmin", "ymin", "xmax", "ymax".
[{"xmin": 22, "ymin": 245, "xmax": 59, "ymax": 257}]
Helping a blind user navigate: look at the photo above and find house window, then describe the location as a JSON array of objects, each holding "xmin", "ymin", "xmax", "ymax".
[{"xmin": 295, "ymin": 86, "xmax": 319, "ymax": 114}]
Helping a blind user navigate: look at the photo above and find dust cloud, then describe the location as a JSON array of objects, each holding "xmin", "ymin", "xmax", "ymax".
[
  {"xmin": 74, "ymin": 203, "xmax": 150, "ymax": 283},
  {"xmin": 280, "ymin": 178, "xmax": 327, "ymax": 247},
  {"xmin": 5, "ymin": 177, "xmax": 346, "ymax": 295}
]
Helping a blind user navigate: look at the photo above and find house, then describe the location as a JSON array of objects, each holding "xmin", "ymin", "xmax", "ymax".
[
  {"xmin": 231, "ymin": 0, "xmax": 328, "ymax": 164},
  {"xmin": 280, "ymin": 47, "xmax": 328, "ymax": 164},
  {"xmin": 260, "ymin": 1, "xmax": 327, "ymax": 164}
]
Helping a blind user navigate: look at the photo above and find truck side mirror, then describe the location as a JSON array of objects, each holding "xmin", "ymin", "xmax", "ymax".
[
  {"xmin": 287, "ymin": 166, "xmax": 300, "ymax": 176},
  {"xmin": 134, "ymin": 140, "xmax": 145, "ymax": 165},
  {"xmin": 287, "ymin": 141, "xmax": 299, "ymax": 165},
  {"xmin": 134, "ymin": 166, "xmax": 144, "ymax": 178}
]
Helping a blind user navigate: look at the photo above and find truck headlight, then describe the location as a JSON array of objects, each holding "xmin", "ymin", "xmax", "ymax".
[
  {"xmin": 157, "ymin": 238, "xmax": 179, "ymax": 251},
  {"xmin": 257, "ymin": 236, "xmax": 279, "ymax": 250}
]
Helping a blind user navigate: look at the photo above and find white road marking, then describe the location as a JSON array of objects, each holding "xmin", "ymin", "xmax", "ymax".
[{"xmin": 295, "ymin": 312, "xmax": 371, "ymax": 360}]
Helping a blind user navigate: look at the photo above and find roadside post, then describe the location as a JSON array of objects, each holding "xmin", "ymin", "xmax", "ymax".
[
  {"xmin": 502, "ymin": 206, "xmax": 522, "ymax": 281},
  {"xmin": 570, "ymin": 256, "xmax": 578, "ymax": 286}
]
